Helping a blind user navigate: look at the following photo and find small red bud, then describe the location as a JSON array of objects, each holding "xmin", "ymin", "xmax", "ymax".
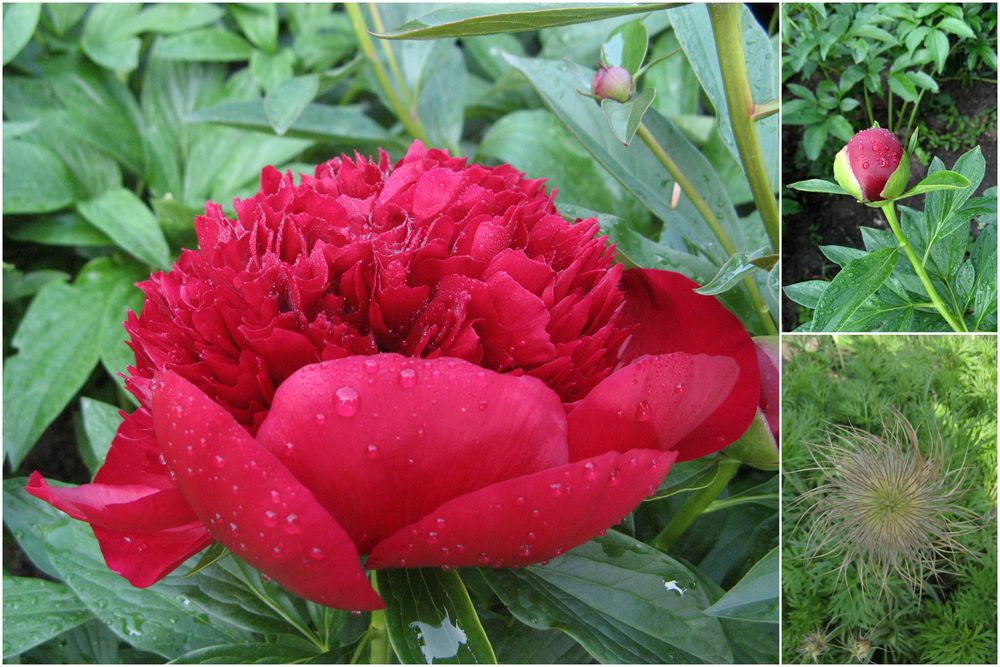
[
  {"xmin": 834, "ymin": 127, "xmax": 906, "ymax": 201},
  {"xmin": 591, "ymin": 66, "xmax": 634, "ymax": 103}
]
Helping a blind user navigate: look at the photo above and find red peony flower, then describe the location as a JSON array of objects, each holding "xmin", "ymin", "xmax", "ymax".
[{"xmin": 27, "ymin": 141, "xmax": 760, "ymax": 610}]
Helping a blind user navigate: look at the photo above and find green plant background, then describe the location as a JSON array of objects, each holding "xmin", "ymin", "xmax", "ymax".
[
  {"xmin": 782, "ymin": 335, "xmax": 998, "ymax": 664},
  {"xmin": 2, "ymin": 3, "xmax": 779, "ymax": 664}
]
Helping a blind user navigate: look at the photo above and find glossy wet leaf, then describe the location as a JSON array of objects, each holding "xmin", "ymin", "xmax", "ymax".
[
  {"xmin": 375, "ymin": 3, "xmax": 673, "ymax": 39},
  {"xmin": 79, "ymin": 398, "xmax": 123, "ymax": 476},
  {"xmin": 264, "ymin": 74, "xmax": 319, "ymax": 136},
  {"xmin": 2, "ymin": 576, "xmax": 92, "ymax": 658},
  {"xmin": 378, "ymin": 568, "xmax": 497, "ymax": 664},
  {"xmin": 894, "ymin": 170, "xmax": 971, "ymax": 201},
  {"xmin": 786, "ymin": 178, "xmax": 849, "ymax": 196},
  {"xmin": 481, "ymin": 530, "xmax": 732, "ymax": 663},
  {"xmin": 704, "ymin": 547, "xmax": 777, "ymax": 622},
  {"xmin": 600, "ymin": 87, "xmax": 655, "ymax": 145},
  {"xmin": 602, "ymin": 20, "xmax": 648, "ymax": 73},
  {"xmin": 809, "ymin": 247, "xmax": 900, "ymax": 332},
  {"xmin": 695, "ymin": 246, "xmax": 773, "ymax": 296},
  {"xmin": 783, "ymin": 280, "xmax": 829, "ymax": 309},
  {"xmin": 3, "ymin": 259, "xmax": 143, "ymax": 469},
  {"xmin": 77, "ymin": 189, "xmax": 171, "ymax": 269}
]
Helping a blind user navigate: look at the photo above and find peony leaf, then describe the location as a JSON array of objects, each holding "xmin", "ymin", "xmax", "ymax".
[
  {"xmin": 783, "ymin": 280, "xmax": 829, "ymax": 309},
  {"xmin": 378, "ymin": 568, "xmax": 497, "ymax": 664},
  {"xmin": 128, "ymin": 3, "xmax": 225, "ymax": 35},
  {"xmin": 704, "ymin": 547, "xmax": 778, "ymax": 623},
  {"xmin": 786, "ymin": 178, "xmax": 848, "ymax": 196},
  {"xmin": 79, "ymin": 398, "xmax": 123, "ymax": 477},
  {"xmin": 694, "ymin": 246, "xmax": 774, "ymax": 296},
  {"xmin": 600, "ymin": 87, "xmax": 656, "ymax": 145},
  {"xmin": 2, "ymin": 576, "xmax": 92, "ymax": 659},
  {"xmin": 77, "ymin": 189, "xmax": 171, "ymax": 269},
  {"xmin": 80, "ymin": 4, "xmax": 142, "ymax": 73},
  {"xmin": 374, "ymin": 3, "xmax": 674, "ymax": 39},
  {"xmin": 481, "ymin": 530, "xmax": 733, "ymax": 663},
  {"xmin": 264, "ymin": 74, "xmax": 319, "ymax": 136},
  {"xmin": 154, "ymin": 28, "xmax": 254, "ymax": 62},
  {"xmin": 2, "ymin": 3, "xmax": 40, "ymax": 65},
  {"xmin": 231, "ymin": 3, "xmax": 278, "ymax": 54},
  {"xmin": 893, "ymin": 170, "xmax": 971, "ymax": 201},
  {"xmin": 809, "ymin": 247, "xmax": 900, "ymax": 332},
  {"xmin": 601, "ymin": 20, "xmax": 648, "ymax": 73},
  {"xmin": 970, "ymin": 220, "xmax": 997, "ymax": 331},
  {"xmin": 1, "ymin": 139, "xmax": 76, "ymax": 214}
]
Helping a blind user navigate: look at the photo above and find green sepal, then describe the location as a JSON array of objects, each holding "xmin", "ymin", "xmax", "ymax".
[
  {"xmin": 722, "ymin": 411, "xmax": 777, "ymax": 471},
  {"xmin": 833, "ymin": 145, "xmax": 863, "ymax": 201},
  {"xmin": 879, "ymin": 151, "xmax": 910, "ymax": 200}
]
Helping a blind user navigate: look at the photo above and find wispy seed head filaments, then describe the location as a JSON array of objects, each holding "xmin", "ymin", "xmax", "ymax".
[{"xmin": 799, "ymin": 411, "xmax": 974, "ymax": 599}]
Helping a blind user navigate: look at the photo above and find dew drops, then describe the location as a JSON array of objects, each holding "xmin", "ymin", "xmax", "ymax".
[
  {"xmin": 263, "ymin": 510, "xmax": 278, "ymax": 527},
  {"xmin": 636, "ymin": 400, "xmax": 652, "ymax": 422},
  {"xmin": 478, "ymin": 400, "xmax": 488, "ymax": 412},
  {"xmin": 315, "ymin": 412, "xmax": 327, "ymax": 426},
  {"xmin": 334, "ymin": 386, "xmax": 359, "ymax": 417},
  {"xmin": 674, "ymin": 382, "xmax": 686, "ymax": 394},
  {"xmin": 397, "ymin": 368, "xmax": 417, "ymax": 388},
  {"xmin": 516, "ymin": 496, "xmax": 526, "ymax": 505},
  {"xmin": 366, "ymin": 444, "xmax": 379, "ymax": 460},
  {"xmin": 213, "ymin": 455, "xmax": 225, "ymax": 469},
  {"xmin": 435, "ymin": 517, "xmax": 446, "ymax": 529},
  {"xmin": 351, "ymin": 610, "xmax": 363, "ymax": 617},
  {"xmin": 519, "ymin": 543, "xmax": 532, "ymax": 557},
  {"xmin": 478, "ymin": 551, "xmax": 491, "ymax": 564},
  {"xmin": 549, "ymin": 483, "xmax": 563, "ymax": 497},
  {"xmin": 282, "ymin": 442, "xmax": 295, "ymax": 458},
  {"xmin": 229, "ymin": 522, "xmax": 238, "ymax": 533},
  {"xmin": 609, "ymin": 468, "xmax": 621, "ymax": 485},
  {"xmin": 440, "ymin": 546, "xmax": 450, "ymax": 556},
  {"xmin": 272, "ymin": 546, "xmax": 283, "ymax": 558},
  {"xmin": 583, "ymin": 461, "xmax": 598, "ymax": 480},
  {"xmin": 269, "ymin": 489, "xmax": 281, "ymax": 504},
  {"xmin": 309, "ymin": 546, "xmax": 326, "ymax": 561},
  {"xmin": 284, "ymin": 514, "xmax": 301, "ymax": 534},
  {"xmin": 425, "ymin": 531, "xmax": 439, "ymax": 544},
  {"xmin": 401, "ymin": 542, "xmax": 414, "ymax": 555},
  {"xmin": 862, "ymin": 161, "xmax": 870, "ymax": 169},
  {"xmin": 137, "ymin": 541, "xmax": 148, "ymax": 552},
  {"xmin": 363, "ymin": 358, "xmax": 379, "ymax": 374}
]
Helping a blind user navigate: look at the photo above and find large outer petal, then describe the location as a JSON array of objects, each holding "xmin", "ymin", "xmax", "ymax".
[
  {"xmin": 619, "ymin": 269, "xmax": 760, "ymax": 459},
  {"xmin": 567, "ymin": 353, "xmax": 739, "ymax": 461},
  {"xmin": 367, "ymin": 448, "xmax": 674, "ymax": 569},
  {"xmin": 255, "ymin": 354, "xmax": 569, "ymax": 553},
  {"xmin": 151, "ymin": 371, "xmax": 383, "ymax": 610},
  {"xmin": 26, "ymin": 410, "xmax": 212, "ymax": 588}
]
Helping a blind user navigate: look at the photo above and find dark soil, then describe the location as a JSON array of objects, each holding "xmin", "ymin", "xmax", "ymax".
[{"xmin": 782, "ymin": 78, "xmax": 997, "ymax": 331}]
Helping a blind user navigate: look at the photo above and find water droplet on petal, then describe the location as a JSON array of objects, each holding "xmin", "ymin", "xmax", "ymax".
[
  {"xmin": 284, "ymin": 514, "xmax": 301, "ymax": 534},
  {"xmin": 270, "ymin": 489, "xmax": 281, "ymax": 504},
  {"xmin": 583, "ymin": 461, "xmax": 598, "ymax": 480},
  {"xmin": 315, "ymin": 412, "xmax": 327, "ymax": 425},
  {"xmin": 334, "ymin": 386, "xmax": 359, "ymax": 417},
  {"xmin": 674, "ymin": 382, "xmax": 686, "ymax": 394},
  {"xmin": 363, "ymin": 358, "xmax": 379, "ymax": 374},
  {"xmin": 636, "ymin": 400, "xmax": 651, "ymax": 422},
  {"xmin": 425, "ymin": 531, "xmax": 439, "ymax": 544},
  {"xmin": 309, "ymin": 546, "xmax": 326, "ymax": 560},
  {"xmin": 213, "ymin": 455, "xmax": 225, "ymax": 469},
  {"xmin": 862, "ymin": 161, "xmax": 870, "ymax": 169},
  {"xmin": 519, "ymin": 544, "xmax": 532, "ymax": 557},
  {"xmin": 549, "ymin": 483, "xmax": 563, "ymax": 497},
  {"xmin": 263, "ymin": 510, "xmax": 278, "ymax": 527},
  {"xmin": 366, "ymin": 444, "xmax": 379, "ymax": 459},
  {"xmin": 609, "ymin": 468, "xmax": 621, "ymax": 485},
  {"xmin": 478, "ymin": 551, "xmax": 491, "ymax": 564},
  {"xmin": 397, "ymin": 367, "xmax": 417, "ymax": 388}
]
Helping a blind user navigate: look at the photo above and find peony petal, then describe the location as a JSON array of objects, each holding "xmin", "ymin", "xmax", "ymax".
[
  {"xmin": 620, "ymin": 269, "xmax": 760, "ymax": 458},
  {"xmin": 367, "ymin": 448, "xmax": 674, "ymax": 569},
  {"xmin": 152, "ymin": 371, "xmax": 383, "ymax": 610},
  {"xmin": 255, "ymin": 354, "xmax": 569, "ymax": 553},
  {"xmin": 567, "ymin": 353, "xmax": 740, "ymax": 461},
  {"xmin": 25, "ymin": 472, "xmax": 196, "ymax": 532},
  {"xmin": 754, "ymin": 337, "xmax": 780, "ymax": 442},
  {"xmin": 93, "ymin": 524, "xmax": 213, "ymax": 588}
]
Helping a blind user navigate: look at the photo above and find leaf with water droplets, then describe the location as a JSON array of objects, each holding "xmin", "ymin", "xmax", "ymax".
[
  {"xmin": 378, "ymin": 568, "xmax": 497, "ymax": 664},
  {"xmin": 809, "ymin": 247, "xmax": 900, "ymax": 332},
  {"xmin": 2, "ymin": 575, "xmax": 92, "ymax": 658},
  {"xmin": 481, "ymin": 530, "xmax": 733, "ymax": 663},
  {"xmin": 704, "ymin": 547, "xmax": 777, "ymax": 622}
]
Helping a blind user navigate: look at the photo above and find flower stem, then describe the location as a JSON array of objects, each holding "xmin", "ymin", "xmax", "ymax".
[
  {"xmin": 708, "ymin": 4, "xmax": 780, "ymax": 252},
  {"xmin": 346, "ymin": 4, "xmax": 430, "ymax": 144},
  {"xmin": 635, "ymin": 122, "xmax": 777, "ymax": 335},
  {"xmin": 880, "ymin": 201, "xmax": 968, "ymax": 332},
  {"xmin": 366, "ymin": 3, "xmax": 413, "ymax": 109},
  {"xmin": 652, "ymin": 459, "xmax": 741, "ymax": 552},
  {"xmin": 368, "ymin": 575, "xmax": 392, "ymax": 664}
]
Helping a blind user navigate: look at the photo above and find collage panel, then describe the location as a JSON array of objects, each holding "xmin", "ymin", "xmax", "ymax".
[
  {"xmin": 781, "ymin": 335, "xmax": 998, "ymax": 664},
  {"xmin": 781, "ymin": 2, "xmax": 998, "ymax": 333}
]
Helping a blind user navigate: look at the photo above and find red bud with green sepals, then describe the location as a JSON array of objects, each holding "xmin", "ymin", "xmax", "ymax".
[
  {"xmin": 833, "ymin": 127, "xmax": 909, "ymax": 202},
  {"xmin": 591, "ymin": 66, "xmax": 634, "ymax": 103}
]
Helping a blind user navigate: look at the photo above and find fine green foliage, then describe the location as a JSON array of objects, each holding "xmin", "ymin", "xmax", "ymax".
[
  {"xmin": 783, "ymin": 336, "xmax": 998, "ymax": 664},
  {"xmin": 3, "ymin": 3, "xmax": 778, "ymax": 665}
]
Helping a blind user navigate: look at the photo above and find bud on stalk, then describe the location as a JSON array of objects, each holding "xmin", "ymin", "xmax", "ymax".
[
  {"xmin": 833, "ymin": 127, "xmax": 909, "ymax": 202},
  {"xmin": 591, "ymin": 65, "xmax": 634, "ymax": 103}
]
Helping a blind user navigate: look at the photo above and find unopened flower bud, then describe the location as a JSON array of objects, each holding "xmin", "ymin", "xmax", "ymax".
[
  {"xmin": 591, "ymin": 66, "xmax": 634, "ymax": 103},
  {"xmin": 833, "ymin": 127, "xmax": 908, "ymax": 202}
]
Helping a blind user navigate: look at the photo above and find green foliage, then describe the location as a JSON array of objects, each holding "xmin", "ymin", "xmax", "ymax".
[
  {"xmin": 782, "ymin": 2, "xmax": 996, "ymax": 166},
  {"xmin": 785, "ymin": 148, "xmax": 997, "ymax": 332},
  {"xmin": 782, "ymin": 336, "xmax": 998, "ymax": 664},
  {"xmin": 3, "ymin": 3, "xmax": 778, "ymax": 665}
]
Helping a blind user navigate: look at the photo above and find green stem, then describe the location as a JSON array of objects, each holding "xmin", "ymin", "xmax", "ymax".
[
  {"xmin": 708, "ymin": 4, "xmax": 780, "ymax": 252},
  {"xmin": 887, "ymin": 88, "xmax": 893, "ymax": 131},
  {"xmin": 863, "ymin": 85, "xmax": 874, "ymax": 127},
  {"xmin": 880, "ymin": 202, "xmax": 967, "ymax": 332},
  {"xmin": 636, "ymin": 122, "xmax": 777, "ymax": 335},
  {"xmin": 904, "ymin": 89, "xmax": 926, "ymax": 137},
  {"xmin": 366, "ymin": 3, "xmax": 412, "ymax": 109},
  {"xmin": 652, "ymin": 460, "xmax": 741, "ymax": 552},
  {"xmin": 233, "ymin": 562, "xmax": 325, "ymax": 650},
  {"xmin": 346, "ymin": 4, "xmax": 430, "ymax": 144},
  {"xmin": 751, "ymin": 99, "xmax": 779, "ymax": 121},
  {"xmin": 368, "ymin": 575, "xmax": 392, "ymax": 664}
]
